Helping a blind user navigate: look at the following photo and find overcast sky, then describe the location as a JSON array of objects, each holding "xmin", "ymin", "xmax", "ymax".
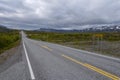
[{"xmin": 0, "ymin": 0, "xmax": 120, "ymax": 30}]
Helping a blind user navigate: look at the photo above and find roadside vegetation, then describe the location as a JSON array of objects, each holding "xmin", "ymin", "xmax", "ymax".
[
  {"xmin": 0, "ymin": 31, "xmax": 20, "ymax": 54},
  {"xmin": 26, "ymin": 31, "xmax": 120, "ymax": 57}
]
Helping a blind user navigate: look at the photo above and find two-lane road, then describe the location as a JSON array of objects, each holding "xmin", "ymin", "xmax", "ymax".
[{"xmin": 22, "ymin": 32, "xmax": 120, "ymax": 80}]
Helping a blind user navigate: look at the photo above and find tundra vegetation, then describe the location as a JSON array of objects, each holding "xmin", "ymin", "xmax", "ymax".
[
  {"xmin": 0, "ymin": 31, "xmax": 20, "ymax": 54},
  {"xmin": 26, "ymin": 31, "xmax": 120, "ymax": 57}
]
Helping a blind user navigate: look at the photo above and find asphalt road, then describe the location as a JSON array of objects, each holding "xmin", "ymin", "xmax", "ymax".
[{"xmin": 19, "ymin": 32, "xmax": 120, "ymax": 80}]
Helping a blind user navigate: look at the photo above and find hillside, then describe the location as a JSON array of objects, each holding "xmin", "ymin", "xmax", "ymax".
[
  {"xmin": 0, "ymin": 25, "xmax": 20, "ymax": 54},
  {"xmin": 0, "ymin": 25, "xmax": 10, "ymax": 32}
]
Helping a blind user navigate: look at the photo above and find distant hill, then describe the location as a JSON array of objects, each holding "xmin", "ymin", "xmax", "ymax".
[
  {"xmin": 35, "ymin": 24, "xmax": 120, "ymax": 32},
  {"xmin": 0, "ymin": 25, "xmax": 10, "ymax": 32},
  {"xmin": 35, "ymin": 28, "xmax": 79, "ymax": 33}
]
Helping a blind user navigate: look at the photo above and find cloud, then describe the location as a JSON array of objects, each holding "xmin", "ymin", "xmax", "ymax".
[{"xmin": 0, "ymin": 0, "xmax": 120, "ymax": 29}]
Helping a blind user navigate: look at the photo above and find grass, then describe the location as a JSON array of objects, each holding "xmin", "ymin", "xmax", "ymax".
[
  {"xmin": 26, "ymin": 31, "xmax": 120, "ymax": 57},
  {"xmin": 0, "ymin": 31, "xmax": 20, "ymax": 54}
]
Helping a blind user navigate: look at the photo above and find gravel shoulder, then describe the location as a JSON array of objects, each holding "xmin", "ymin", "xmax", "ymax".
[{"xmin": 0, "ymin": 43, "xmax": 27, "ymax": 80}]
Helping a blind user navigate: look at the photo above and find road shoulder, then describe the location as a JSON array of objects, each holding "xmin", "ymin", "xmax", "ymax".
[{"xmin": 0, "ymin": 43, "xmax": 27, "ymax": 80}]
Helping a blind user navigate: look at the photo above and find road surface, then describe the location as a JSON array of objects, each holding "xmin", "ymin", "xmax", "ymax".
[
  {"xmin": 22, "ymin": 32, "xmax": 120, "ymax": 80},
  {"xmin": 1, "ymin": 32, "xmax": 120, "ymax": 80}
]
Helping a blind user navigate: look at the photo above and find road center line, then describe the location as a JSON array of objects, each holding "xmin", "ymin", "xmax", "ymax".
[
  {"xmin": 41, "ymin": 45, "xmax": 52, "ymax": 51},
  {"xmin": 23, "ymin": 41, "xmax": 35, "ymax": 80},
  {"xmin": 62, "ymin": 54, "xmax": 120, "ymax": 80}
]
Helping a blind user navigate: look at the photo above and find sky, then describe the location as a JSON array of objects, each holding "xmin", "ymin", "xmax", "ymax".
[{"xmin": 0, "ymin": 0, "xmax": 120, "ymax": 30}]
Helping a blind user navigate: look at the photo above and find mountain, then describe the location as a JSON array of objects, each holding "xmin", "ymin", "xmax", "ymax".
[
  {"xmin": 36, "ymin": 28, "xmax": 80, "ymax": 32},
  {"xmin": 0, "ymin": 25, "xmax": 10, "ymax": 32},
  {"xmin": 82, "ymin": 25, "xmax": 120, "ymax": 32},
  {"xmin": 36, "ymin": 24, "xmax": 120, "ymax": 32}
]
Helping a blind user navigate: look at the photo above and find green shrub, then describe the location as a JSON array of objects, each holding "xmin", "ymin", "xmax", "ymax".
[
  {"xmin": 26, "ymin": 31, "xmax": 120, "ymax": 43},
  {"xmin": 0, "ymin": 31, "xmax": 20, "ymax": 54}
]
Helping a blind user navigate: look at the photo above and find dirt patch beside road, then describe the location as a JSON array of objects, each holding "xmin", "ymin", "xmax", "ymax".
[{"xmin": 0, "ymin": 43, "xmax": 22, "ymax": 73}]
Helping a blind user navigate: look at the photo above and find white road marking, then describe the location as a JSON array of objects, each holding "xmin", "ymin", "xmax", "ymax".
[
  {"xmin": 43, "ymin": 41, "xmax": 120, "ymax": 62},
  {"xmin": 23, "ymin": 41, "xmax": 35, "ymax": 80},
  {"xmin": 62, "ymin": 46, "xmax": 120, "ymax": 61}
]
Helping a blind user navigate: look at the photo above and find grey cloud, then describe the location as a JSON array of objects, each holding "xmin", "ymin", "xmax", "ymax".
[{"xmin": 0, "ymin": 0, "xmax": 120, "ymax": 29}]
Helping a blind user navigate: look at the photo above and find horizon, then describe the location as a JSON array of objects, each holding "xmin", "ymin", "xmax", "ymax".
[{"xmin": 1, "ymin": 23, "xmax": 120, "ymax": 30}]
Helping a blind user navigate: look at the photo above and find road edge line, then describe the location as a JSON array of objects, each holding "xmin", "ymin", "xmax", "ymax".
[
  {"xmin": 48, "ymin": 41, "xmax": 120, "ymax": 61},
  {"xmin": 23, "ymin": 41, "xmax": 35, "ymax": 80}
]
